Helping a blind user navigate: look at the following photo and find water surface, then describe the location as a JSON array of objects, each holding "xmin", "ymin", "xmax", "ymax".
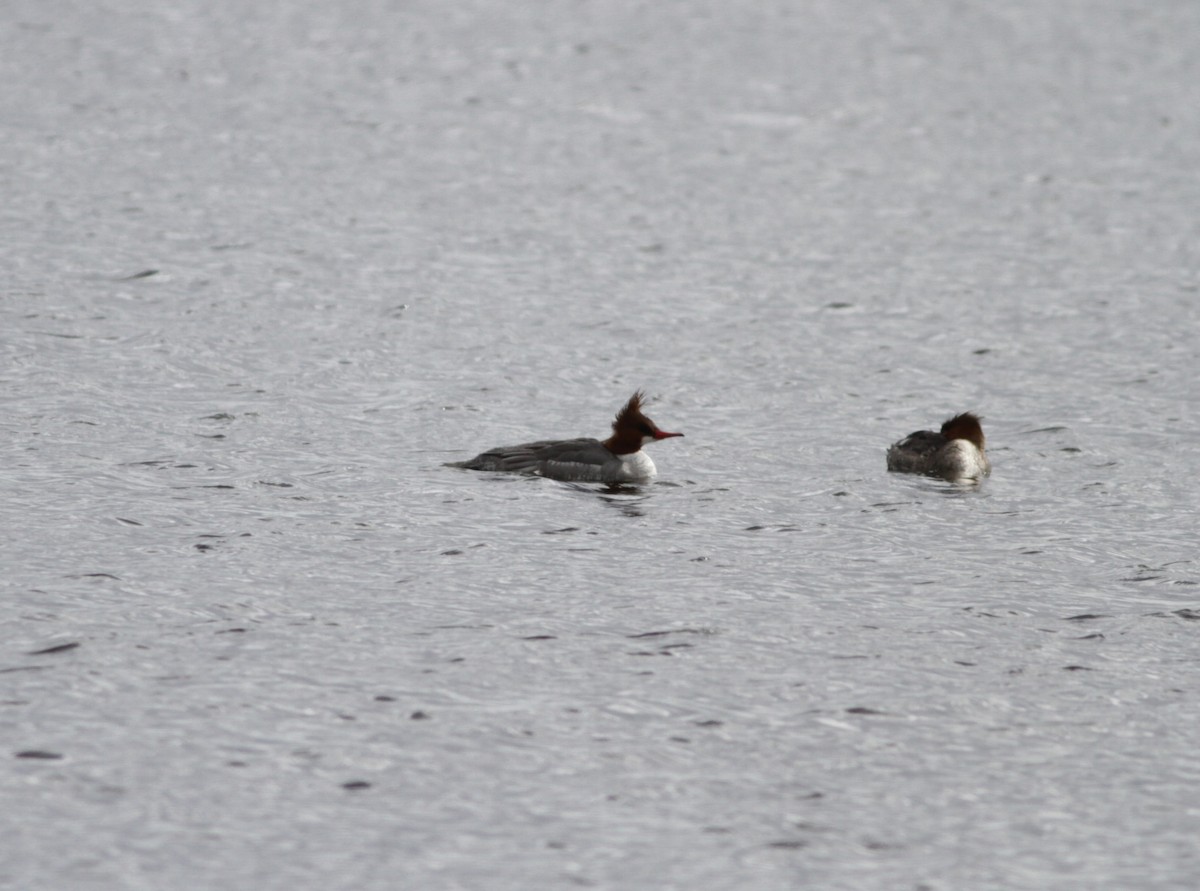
[{"xmin": 4, "ymin": 2, "xmax": 1199, "ymax": 889}]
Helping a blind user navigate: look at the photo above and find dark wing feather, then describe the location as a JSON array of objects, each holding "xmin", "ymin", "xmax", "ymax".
[
  {"xmin": 447, "ymin": 438, "xmax": 606, "ymax": 475},
  {"xmin": 886, "ymin": 430, "xmax": 947, "ymax": 473}
]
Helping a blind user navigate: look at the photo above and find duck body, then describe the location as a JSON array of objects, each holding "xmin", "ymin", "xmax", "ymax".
[
  {"xmin": 887, "ymin": 412, "xmax": 990, "ymax": 482},
  {"xmin": 447, "ymin": 391, "xmax": 682, "ymax": 483}
]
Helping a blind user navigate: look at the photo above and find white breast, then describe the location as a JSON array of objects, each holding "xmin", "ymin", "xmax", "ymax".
[
  {"xmin": 615, "ymin": 450, "xmax": 657, "ymax": 482},
  {"xmin": 942, "ymin": 440, "xmax": 991, "ymax": 481}
]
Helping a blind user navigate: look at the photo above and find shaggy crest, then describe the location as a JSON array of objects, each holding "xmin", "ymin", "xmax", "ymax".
[
  {"xmin": 604, "ymin": 391, "xmax": 683, "ymax": 454},
  {"xmin": 939, "ymin": 412, "xmax": 986, "ymax": 450}
]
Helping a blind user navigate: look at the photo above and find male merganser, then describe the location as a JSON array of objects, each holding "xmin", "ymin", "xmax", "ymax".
[
  {"xmin": 887, "ymin": 412, "xmax": 991, "ymax": 482},
  {"xmin": 446, "ymin": 391, "xmax": 683, "ymax": 483}
]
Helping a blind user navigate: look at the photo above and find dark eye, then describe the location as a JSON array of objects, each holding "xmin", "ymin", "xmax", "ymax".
[{"xmin": 639, "ymin": 424, "xmax": 654, "ymax": 436}]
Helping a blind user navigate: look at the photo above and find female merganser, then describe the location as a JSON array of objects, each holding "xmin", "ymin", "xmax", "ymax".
[
  {"xmin": 887, "ymin": 412, "xmax": 991, "ymax": 482},
  {"xmin": 446, "ymin": 391, "xmax": 683, "ymax": 483}
]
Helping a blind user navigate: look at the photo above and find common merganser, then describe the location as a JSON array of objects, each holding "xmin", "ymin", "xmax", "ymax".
[
  {"xmin": 446, "ymin": 391, "xmax": 683, "ymax": 483},
  {"xmin": 887, "ymin": 412, "xmax": 991, "ymax": 482}
]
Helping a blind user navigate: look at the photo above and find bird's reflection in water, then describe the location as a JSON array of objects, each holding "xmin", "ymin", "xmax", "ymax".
[{"xmin": 560, "ymin": 481, "xmax": 654, "ymax": 517}]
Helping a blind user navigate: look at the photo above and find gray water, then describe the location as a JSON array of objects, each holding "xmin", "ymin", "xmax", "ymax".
[{"xmin": 4, "ymin": 1, "xmax": 1199, "ymax": 889}]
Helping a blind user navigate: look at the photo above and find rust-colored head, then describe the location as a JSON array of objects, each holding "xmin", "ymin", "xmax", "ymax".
[
  {"xmin": 604, "ymin": 391, "xmax": 683, "ymax": 454},
  {"xmin": 940, "ymin": 412, "xmax": 986, "ymax": 450}
]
